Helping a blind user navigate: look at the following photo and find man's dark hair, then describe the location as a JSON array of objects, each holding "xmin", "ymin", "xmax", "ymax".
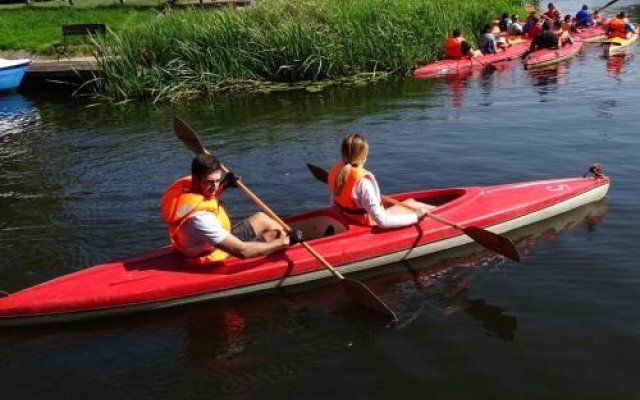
[
  {"xmin": 191, "ymin": 154, "xmax": 221, "ymax": 179},
  {"xmin": 542, "ymin": 21, "xmax": 551, "ymax": 30},
  {"xmin": 453, "ymin": 28, "xmax": 462, "ymax": 37}
]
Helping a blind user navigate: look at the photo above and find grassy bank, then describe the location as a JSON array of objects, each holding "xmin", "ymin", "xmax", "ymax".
[
  {"xmin": 94, "ymin": 0, "xmax": 526, "ymax": 102},
  {"xmin": 0, "ymin": 4, "xmax": 159, "ymax": 54}
]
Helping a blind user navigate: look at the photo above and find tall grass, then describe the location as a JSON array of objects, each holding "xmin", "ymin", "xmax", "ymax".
[{"xmin": 94, "ymin": 0, "xmax": 527, "ymax": 102}]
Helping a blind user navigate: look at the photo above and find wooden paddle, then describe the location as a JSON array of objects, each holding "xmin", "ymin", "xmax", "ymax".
[
  {"xmin": 172, "ymin": 117, "xmax": 398, "ymax": 322},
  {"xmin": 306, "ymin": 163, "xmax": 521, "ymax": 262}
]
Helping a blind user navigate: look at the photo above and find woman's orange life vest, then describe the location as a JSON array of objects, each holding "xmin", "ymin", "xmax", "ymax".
[
  {"xmin": 160, "ymin": 176, "xmax": 231, "ymax": 265},
  {"xmin": 443, "ymin": 36, "xmax": 465, "ymax": 59},
  {"xmin": 328, "ymin": 162, "xmax": 375, "ymax": 226},
  {"xmin": 608, "ymin": 17, "xmax": 627, "ymax": 38}
]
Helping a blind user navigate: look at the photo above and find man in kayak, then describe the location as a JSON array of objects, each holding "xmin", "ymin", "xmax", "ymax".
[
  {"xmin": 508, "ymin": 14, "xmax": 524, "ymax": 36},
  {"xmin": 575, "ymin": 5, "xmax": 594, "ymax": 27},
  {"xmin": 498, "ymin": 13, "xmax": 511, "ymax": 33},
  {"xmin": 160, "ymin": 154, "xmax": 302, "ymax": 265},
  {"xmin": 328, "ymin": 133, "xmax": 432, "ymax": 228},
  {"xmin": 607, "ymin": 11, "xmax": 638, "ymax": 38},
  {"xmin": 543, "ymin": 2, "xmax": 562, "ymax": 22},
  {"xmin": 529, "ymin": 21, "xmax": 561, "ymax": 51},
  {"xmin": 443, "ymin": 28, "xmax": 481, "ymax": 59},
  {"xmin": 478, "ymin": 24, "xmax": 499, "ymax": 54}
]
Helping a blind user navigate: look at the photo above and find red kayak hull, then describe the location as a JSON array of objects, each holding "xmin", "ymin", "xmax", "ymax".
[
  {"xmin": 413, "ymin": 40, "xmax": 530, "ymax": 78},
  {"xmin": 0, "ymin": 174, "xmax": 610, "ymax": 325},
  {"xmin": 525, "ymin": 42, "xmax": 583, "ymax": 69},
  {"xmin": 574, "ymin": 25, "xmax": 607, "ymax": 42}
]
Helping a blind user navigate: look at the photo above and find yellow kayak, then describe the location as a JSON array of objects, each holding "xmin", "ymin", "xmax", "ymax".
[{"xmin": 603, "ymin": 33, "xmax": 639, "ymax": 57}]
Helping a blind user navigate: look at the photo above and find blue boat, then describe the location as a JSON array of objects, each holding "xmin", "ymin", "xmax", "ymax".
[{"xmin": 0, "ymin": 58, "xmax": 31, "ymax": 92}]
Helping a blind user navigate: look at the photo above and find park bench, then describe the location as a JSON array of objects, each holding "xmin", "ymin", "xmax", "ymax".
[{"xmin": 53, "ymin": 23, "xmax": 107, "ymax": 60}]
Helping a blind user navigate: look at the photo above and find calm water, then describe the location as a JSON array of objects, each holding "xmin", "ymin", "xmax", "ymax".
[{"xmin": 1, "ymin": 2, "xmax": 639, "ymax": 399}]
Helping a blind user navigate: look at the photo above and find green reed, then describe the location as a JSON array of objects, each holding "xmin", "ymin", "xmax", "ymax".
[{"xmin": 93, "ymin": 0, "xmax": 527, "ymax": 102}]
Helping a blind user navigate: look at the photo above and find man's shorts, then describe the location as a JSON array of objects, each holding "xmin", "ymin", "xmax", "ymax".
[{"xmin": 231, "ymin": 218, "xmax": 259, "ymax": 242}]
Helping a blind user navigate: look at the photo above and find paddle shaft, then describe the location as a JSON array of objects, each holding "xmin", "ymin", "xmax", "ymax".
[
  {"xmin": 222, "ymin": 166, "xmax": 347, "ymax": 280},
  {"xmin": 381, "ymin": 195, "xmax": 466, "ymax": 230},
  {"xmin": 596, "ymin": 0, "xmax": 621, "ymax": 13}
]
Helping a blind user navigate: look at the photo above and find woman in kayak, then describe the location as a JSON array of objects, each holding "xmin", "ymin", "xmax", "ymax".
[{"xmin": 328, "ymin": 133, "xmax": 432, "ymax": 228}]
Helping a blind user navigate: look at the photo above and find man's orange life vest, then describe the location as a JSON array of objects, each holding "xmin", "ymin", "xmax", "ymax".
[
  {"xmin": 608, "ymin": 17, "xmax": 627, "ymax": 38},
  {"xmin": 443, "ymin": 36, "xmax": 464, "ymax": 59},
  {"xmin": 328, "ymin": 163, "xmax": 375, "ymax": 226},
  {"xmin": 160, "ymin": 176, "xmax": 231, "ymax": 265}
]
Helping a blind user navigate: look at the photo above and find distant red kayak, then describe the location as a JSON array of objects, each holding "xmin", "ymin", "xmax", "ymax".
[
  {"xmin": 524, "ymin": 42, "xmax": 583, "ymax": 69},
  {"xmin": 414, "ymin": 40, "xmax": 530, "ymax": 78},
  {"xmin": 0, "ymin": 171, "xmax": 609, "ymax": 326},
  {"xmin": 574, "ymin": 25, "xmax": 607, "ymax": 42}
]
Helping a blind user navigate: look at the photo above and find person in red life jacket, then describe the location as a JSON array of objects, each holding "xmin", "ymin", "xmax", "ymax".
[
  {"xmin": 443, "ymin": 28, "xmax": 481, "ymax": 59},
  {"xmin": 160, "ymin": 154, "xmax": 302, "ymax": 266},
  {"xmin": 524, "ymin": 15, "xmax": 543, "ymax": 39},
  {"xmin": 328, "ymin": 133, "xmax": 433, "ymax": 228},
  {"xmin": 607, "ymin": 11, "xmax": 638, "ymax": 39},
  {"xmin": 543, "ymin": 2, "xmax": 562, "ymax": 22},
  {"xmin": 529, "ymin": 21, "xmax": 561, "ymax": 52}
]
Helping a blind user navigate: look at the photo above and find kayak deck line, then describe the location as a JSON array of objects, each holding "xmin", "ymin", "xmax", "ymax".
[{"xmin": 0, "ymin": 175, "xmax": 609, "ymax": 326}]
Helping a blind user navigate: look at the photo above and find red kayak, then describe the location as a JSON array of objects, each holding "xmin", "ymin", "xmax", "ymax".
[
  {"xmin": 414, "ymin": 40, "xmax": 530, "ymax": 78},
  {"xmin": 524, "ymin": 42, "xmax": 583, "ymax": 69},
  {"xmin": 0, "ymin": 169, "xmax": 609, "ymax": 325},
  {"xmin": 573, "ymin": 25, "xmax": 607, "ymax": 42}
]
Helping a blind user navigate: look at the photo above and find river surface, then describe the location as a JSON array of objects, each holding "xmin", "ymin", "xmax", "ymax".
[{"xmin": 1, "ymin": 1, "xmax": 639, "ymax": 399}]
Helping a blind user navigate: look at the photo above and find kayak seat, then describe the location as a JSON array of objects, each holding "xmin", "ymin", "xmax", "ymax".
[{"xmin": 288, "ymin": 214, "xmax": 347, "ymax": 241}]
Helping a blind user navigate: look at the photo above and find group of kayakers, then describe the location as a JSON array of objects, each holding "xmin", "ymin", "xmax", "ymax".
[
  {"xmin": 442, "ymin": 3, "xmax": 638, "ymax": 59},
  {"xmin": 161, "ymin": 134, "xmax": 432, "ymax": 266}
]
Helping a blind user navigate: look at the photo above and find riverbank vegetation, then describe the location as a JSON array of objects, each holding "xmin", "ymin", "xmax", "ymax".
[
  {"xmin": 94, "ymin": 0, "xmax": 526, "ymax": 102},
  {"xmin": 1, "ymin": 0, "xmax": 531, "ymax": 102}
]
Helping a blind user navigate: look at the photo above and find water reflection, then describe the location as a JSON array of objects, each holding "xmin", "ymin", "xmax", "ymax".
[
  {"xmin": 0, "ymin": 93, "xmax": 41, "ymax": 139},
  {"xmin": 527, "ymin": 62, "xmax": 569, "ymax": 98},
  {"xmin": 463, "ymin": 298, "xmax": 518, "ymax": 341},
  {"xmin": 605, "ymin": 54, "xmax": 634, "ymax": 79},
  {"xmin": 370, "ymin": 200, "xmax": 609, "ymax": 338}
]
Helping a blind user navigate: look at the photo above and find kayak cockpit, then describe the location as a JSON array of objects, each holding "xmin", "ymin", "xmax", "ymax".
[{"xmin": 288, "ymin": 188, "xmax": 469, "ymax": 240}]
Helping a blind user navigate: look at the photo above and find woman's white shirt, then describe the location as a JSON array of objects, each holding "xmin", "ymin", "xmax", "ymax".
[{"xmin": 352, "ymin": 175, "xmax": 418, "ymax": 228}]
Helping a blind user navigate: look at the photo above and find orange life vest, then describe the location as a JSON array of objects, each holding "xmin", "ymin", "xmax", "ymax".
[
  {"xmin": 443, "ymin": 36, "xmax": 464, "ymax": 59},
  {"xmin": 160, "ymin": 176, "xmax": 231, "ymax": 265},
  {"xmin": 608, "ymin": 17, "xmax": 627, "ymax": 38},
  {"xmin": 327, "ymin": 162, "xmax": 375, "ymax": 226}
]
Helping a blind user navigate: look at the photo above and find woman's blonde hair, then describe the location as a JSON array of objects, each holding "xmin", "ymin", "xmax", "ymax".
[{"xmin": 333, "ymin": 133, "xmax": 369, "ymax": 196}]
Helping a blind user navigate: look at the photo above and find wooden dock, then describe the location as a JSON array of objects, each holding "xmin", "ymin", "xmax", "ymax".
[{"xmin": 22, "ymin": 57, "xmax": 98, "ymax": 89}]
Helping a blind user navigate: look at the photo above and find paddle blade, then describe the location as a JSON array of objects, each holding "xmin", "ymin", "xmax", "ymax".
[
  {"xmin": 342, "ymin": 279, "xmax": 398, "ymax": 322},
  {"xmin": 462, "ymin": 226, "xmax": 521, "ymax": 261},
  {"xmin": 306, "ymin": 163, "xmax": 329, "ymax": 184},
  {"xmin": 173, "ymin": 116, "xmax": 209, "ymax": 155}
]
